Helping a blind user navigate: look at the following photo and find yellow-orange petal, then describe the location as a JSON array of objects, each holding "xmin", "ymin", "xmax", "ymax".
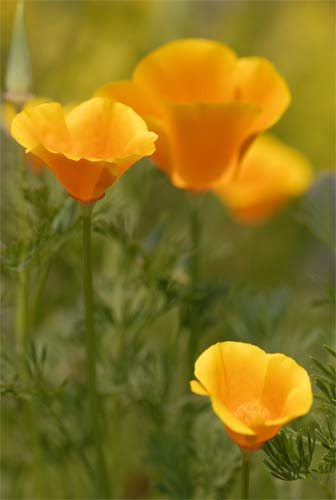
[
  {"xmin": 235, "ymin": 58, "xmax": 290, "ymax": 131},
  {"xmin": 225, "ymin": 424, "xmax": 279, "ymax": 450},
  {"xmin": 261, "ymin": 353, "xmax": 313, "ymax": 419},
  {"xmin": 214, "ymin": 134, "xmax": 313, "ymax": 223},
  {"xmin": 193, "ymin": 342, "xmax": 269, "ymax": 408},
  {"xmin": 65, "ymin": 97, "xmax": 157, "ymax": 161},
  {"xmin": 211, "ymin": 397, "xmax": 256, "ymax": 437},
  {"xmin": 11, "ymin": 102, "xmax": 71, "ymax": 153},
  {"xmin": 95, "ymin": 80, "xmax": 162, "ymax": 119},
  {"xmin": 145, "ymin": 116, "xmax": 172, "ymax": 175},
  {"xmin": 166, "ymin": 102, "xmax": 260, "ymax": 190},
  {"xmin": 190, "ymin": 380, "xmax": 208, "ymax": 396},
  {"xmin": 134, "ymin": 38, "xmax": 237, "ymax": 105},
  {"xmin": 29, "ymin": 146, "xmax": 117, "ymax": 202}
]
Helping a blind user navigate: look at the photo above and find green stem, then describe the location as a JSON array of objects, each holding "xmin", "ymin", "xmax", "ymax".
[
  {"xmin": 15, "ymin": 147, "xmax": 48, "ymax": 497},
  {"xmin": 190, "ymin": 199, "xmax": 200, "ymax": 290},
  {"xmin": 81, "ymin": 203, "xmax": 110, "ymax": 498},
  {"xmin": 240, "ymin": 449, "xmax": 251, "ymax": 500},
  {"xmin": 188, "ymin": 195, "xmax": 201, "ymax": 376},
  {"xmin": 15, "ymin": 149, "xmax": 30, "ymax": 353},
  {"xmin": 31, "ymin": 252, "xmax": 51, "ymax": 329},
  {"xmin": 15, "ymin": 265, "xmax": 29, "ymax": 353}
]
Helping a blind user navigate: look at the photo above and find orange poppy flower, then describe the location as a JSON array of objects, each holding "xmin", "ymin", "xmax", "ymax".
[
  {"xmin": 213, "ymin": 135, "xmax": 313, "ymax": 223},
  {"xmin": 190, "ymin": 342, "xmax": 313, "ymax": 451},
  {"xmin": 11, "ymin": 97, "xmax": 158, "ymax": 202},
  {"xmin": 96, "ymin": 39, "xmax": 290, "ymax": 191}
]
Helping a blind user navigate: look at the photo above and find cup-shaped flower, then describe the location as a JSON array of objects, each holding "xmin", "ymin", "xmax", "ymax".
[
  {"xmin": 96, "ymin": 38, "xmax": 290, "ymax": 191},
  {"xmin": 11, "ymin": 97, "xmax": 158, "ymax": 202},
  {"xmin": 190, "ymin": 342, "xmax": 313, "ymax": 450},
  {"xmin": 213, "ymin": 135, "xmax": 313, "ymax": 223}
]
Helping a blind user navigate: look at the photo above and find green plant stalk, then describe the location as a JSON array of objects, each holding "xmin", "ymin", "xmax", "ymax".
[
  {"xmin": 240, "ymin": 449, "xmax": 251, "ymax": 499},
  {"xmin": 15, "ymin": 148, "xmax": 48, "ymax": 497},
  {"xmin": 81, "ymin": 204, "xmax": 110, "ymax": 497},
  {"xmin": 15, "ymin": 149, "xmax": 30, "ymax": 352},
  {"xmin": 31, "ymin": 252, "xmax": 52, "ymax": 329},
  {"xmin": 188, "ymin": 196, "xmax": 201, "ymax": 376},
  {"xmin": 15, "ymin": 264, "xmax": 29, "ymax": 353}
]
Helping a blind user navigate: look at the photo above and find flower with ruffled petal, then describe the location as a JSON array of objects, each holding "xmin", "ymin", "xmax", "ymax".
[
  {"xmin": 11, "ymin": 97, "xmax": 158, "ymax": 202},
  {"xmin": 96, "ymin": 38, "xmax": 290, "ymax": 191},
  {"xmin": 213, "ymin": 135, "xmax": 313, "ymax": 223},
  {"xmin": 190, "ymin": 341, "xmax": 312, "ymax": 450}
]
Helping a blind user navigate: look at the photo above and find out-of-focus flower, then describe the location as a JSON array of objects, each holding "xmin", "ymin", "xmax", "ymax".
[
  {"xmin": 213, "ymin": 135, "xmax": 313, "ymax": 223},
  {"xmin": 2, "ymin": 98, "xmax": 50, "ymax": 172},
  {"xmin": 190, "ymin": 341, "xmax": 312, "ymax": 450},
  {"xmin": 2, "ymin": 97, "xmax": 50, "ymax": 134},
  {"xmin": 96, "ymin": 38, "xmax": 290, "ymax": 191},
  {"xmin": 11, "ymin": 97, "xmax": 158, "ymax": 202}
]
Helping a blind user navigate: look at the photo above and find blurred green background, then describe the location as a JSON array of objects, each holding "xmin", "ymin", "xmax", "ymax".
[{"xmin": 1, "ymin": 1, "xmax": 335, "ymax": 499}]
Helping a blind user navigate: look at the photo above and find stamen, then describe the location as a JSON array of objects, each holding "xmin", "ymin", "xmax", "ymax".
[{"xmin": 234, "ymin": 402, "xmax": 270, "ymax": 424}]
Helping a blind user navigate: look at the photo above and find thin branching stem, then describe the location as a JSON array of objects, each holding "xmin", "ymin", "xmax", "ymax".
[{"xmin": 81, "ymin": 203, "xmax": 110, "ymax": 497}]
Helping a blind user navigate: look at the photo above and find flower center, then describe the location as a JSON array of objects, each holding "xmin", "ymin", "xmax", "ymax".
[{"xmin": 234, "ymin": 402, "xmax": 270, "ymax": 425}]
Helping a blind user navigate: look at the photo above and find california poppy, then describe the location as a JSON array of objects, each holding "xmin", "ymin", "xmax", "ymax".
[
  {"xmin": 11, "ymin": 97, "xmax": 158, "ymax": 202},
  {"xmin": 213, "ymin": 135, "xmax": 313, "ymax": 223},
  {"xmin": 190, "ymin": 341, "xmax": 312, "ymax": 450},
  {"xmin": 96, "ymin": 38, "xmax": 290, "ymax": 191}
]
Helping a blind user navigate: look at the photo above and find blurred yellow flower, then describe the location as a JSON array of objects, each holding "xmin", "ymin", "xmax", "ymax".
[
  {"xmin": 1, "ymin": 97, "xmax": 49, "ymax": 134},
  {"xmin": 2, "ymin": 97, "xmax": 50, "ymax": 173},
  {"xmin": 11, "ymin": 97, "xmax": 158, "ymax": 202},
  {"xmin": 213, "ymin": 135, "xmax": 313, "ymax": 223},
  {"xmin": 96, "ymin": 38, "xmax": 290, "ymax": 191},
  {"xmin": 190, "ymin": 341, "xmax": 312, "ymax": 450}
]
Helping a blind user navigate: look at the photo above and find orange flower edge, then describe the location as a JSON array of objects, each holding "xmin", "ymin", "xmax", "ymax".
[
  {"xmin": 190, "ymin": 341, "xmax": 313, "ymax": 450},
  {"xmin": 11, "ymin": 97, "xmax": 158, "ymax": 202},
  {"xmin": 214, "ymin": 135, "xmax": 313, "ymax": 224}
]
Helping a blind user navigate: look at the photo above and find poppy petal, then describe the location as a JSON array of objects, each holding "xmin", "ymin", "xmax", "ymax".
[
  {"xmin": 30, "ymin": 145, "xmax": 117, "ymax": 202},
  {"xmin": 11, "ymin": 102, "xmax": 70, "ymax": 153},
  {"xmin": 212, "ymin": 397, "xmax": 256, "ymax": 436},
  {"xmin": 261, "ymin": 353, "xmax": 313, "ymax": 418},
  {"xmin": 95, "ymin": 80, "xmax": 162, "ymax": 119},
  {"xmin": 190, "ymin": 380, "xmax": 208, "ymax": 396},
  {"xmin": 66, "ymin": 97, "xmax": 157, "ymax": 161},
  {"xmin": 134, "ymin": 38, "xmax": 237, "ymax": 105},
  {"xmin": 214, "ymin": 134, "xmax": 312, "ymax": 223},
  {"xmin": 167, "ymin": 102, "xmax": 260, "ymax": 190},
  {"xmin": 235, "ymin": 57, "xmax": 290, "ymax": 131}
]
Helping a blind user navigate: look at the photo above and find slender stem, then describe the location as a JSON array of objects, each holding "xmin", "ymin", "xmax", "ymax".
[
  {"xmin": 188, "ymin": 195, "xmax": 201, "ymax": 376},
  {"xmin": 240, "ymin": 449, "xmax": 251, "ymax": 500},
  {"xmin": 15, "ymin": 149, "xmax": 30, "ymax": 353},
  {"xmin": 15, "ymin": 265, "xmax": 29, "ymax": 353},
  {"xmin": 31, "ymin": 252, "xmax": 52, "ymax": 329},
  {"xmin": 81, "ymin": 203, "xmax": 110, "ymax": 498},
  {"xmin": 189, "ymin": 199, "xmax": 200, "ymax": 290},
  {"xmin": 15, "ymin": 147, "xmax": 48, "ymax": 497}
]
